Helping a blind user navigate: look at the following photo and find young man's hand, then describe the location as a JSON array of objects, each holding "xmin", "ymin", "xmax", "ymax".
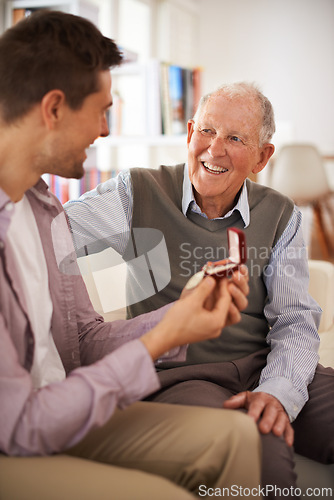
[
  {"xmin": 141, "ymin": 275, "xmax": 241, "ymax": 360},
  {"xmin": 181, "ymin": 264, "xmax": 249, "ymax": 323}
]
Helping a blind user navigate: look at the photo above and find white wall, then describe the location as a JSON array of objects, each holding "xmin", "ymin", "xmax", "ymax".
[
  {"xmin": 198, "ymin": 0, "xmax": 334, "ymax": 155},
  {"xmin": 0, "ymin": 0, "xmax": 5, "ymax": 32}
]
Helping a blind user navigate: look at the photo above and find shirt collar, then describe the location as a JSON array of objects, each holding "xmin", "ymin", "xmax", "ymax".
[
  {"xmin": 182, "ymin": 163, "xmax": 250, "ymax": 228},
  {"xmin": 29, "ymin": 177, "xmax": 55, "ymax": 206},
  {"xmin": 0, "ymin": 178, "xmax": 54, "ymax": 242},
  {"xmin": 0, "ymin": 187, "xmax": 15, "ymax": 242}
]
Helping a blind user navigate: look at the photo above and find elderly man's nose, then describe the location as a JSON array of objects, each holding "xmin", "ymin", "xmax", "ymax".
[{"xmin": 208, "ymin": 136, "xmax": 226, "ymax": 157}]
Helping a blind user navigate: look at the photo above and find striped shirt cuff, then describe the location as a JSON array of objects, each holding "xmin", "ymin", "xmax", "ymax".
[{"xmin": 253, "ymin": 377, "xmax": 307, "ymax": 422}]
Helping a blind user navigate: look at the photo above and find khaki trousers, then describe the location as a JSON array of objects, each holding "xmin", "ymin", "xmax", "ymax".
[{"xmin": 0, "ymin": 402, "xmax": 261, "ymax": 499}]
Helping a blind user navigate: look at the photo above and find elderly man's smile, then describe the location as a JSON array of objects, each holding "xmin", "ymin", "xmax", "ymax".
[{"xmin": 201, "ymin": 161, "xmax": 229, "ymax": 174}]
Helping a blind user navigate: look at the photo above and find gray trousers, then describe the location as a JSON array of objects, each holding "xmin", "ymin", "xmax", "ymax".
[
  {"xmin": 0, "ymin": 401, "xmax": 262, "ymax": 499},
  {"xmin": 146, "ymin": 349, "xmax": 334, "ymax": 499}
]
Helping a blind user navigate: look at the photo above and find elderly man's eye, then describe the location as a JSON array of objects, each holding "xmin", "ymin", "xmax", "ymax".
[
  {"xmin": 200, "ymin": 128, "xmax": 215, "ymax": 136},
  {"xmin": 230, "ymin": 136, "xmax": 242, "ymax": 143}
]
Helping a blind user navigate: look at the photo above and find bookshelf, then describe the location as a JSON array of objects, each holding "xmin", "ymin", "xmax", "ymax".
[
  {"xmin": 3, "ymin": 0, "xmax": 202, "ymax": 201},
  {"xmin": 42, "ymin": 59, "xmax": 201, "ymax": 203},
  {"xmin": 106, "ymin": 60, "xmax": 201, "ymax": 140},
  {"xmin": 96, "ymin": 135, "xmax": 188, "ymax": 147},
  {"xmin": 4, "ymin": 0, "xmax": 100, "ymax": 29}
]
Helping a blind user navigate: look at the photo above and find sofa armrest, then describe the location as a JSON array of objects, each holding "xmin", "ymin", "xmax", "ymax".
[
  {"xmin": 308, "ymin": 260, "xmax": 334, "ymax": 332},
  {"xmin": 308, "ymin": 260, "xmax": 334, "ymax": 368}
]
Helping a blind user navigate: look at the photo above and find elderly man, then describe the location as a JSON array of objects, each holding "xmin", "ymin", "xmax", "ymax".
[
  {"xmin": 65, "ymin": 82, "xmax": 334, "ymax": 496},
  {"xmin": 0, "ymin": 13, "xmax": 262, "ymax": 500}
]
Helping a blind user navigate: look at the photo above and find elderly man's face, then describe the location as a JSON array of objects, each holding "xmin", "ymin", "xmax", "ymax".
[{"xmin": 187, "ymin": 93, "xmax": 273, "ymax": 214}]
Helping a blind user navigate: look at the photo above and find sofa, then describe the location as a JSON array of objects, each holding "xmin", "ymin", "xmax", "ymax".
[
  {"xmin": 79, "ymin": 254, "xmax": 334, "ymax": 493},
  {"xmin": 294, "ymin": 260, "xmax": 334, "ymax": 495}
]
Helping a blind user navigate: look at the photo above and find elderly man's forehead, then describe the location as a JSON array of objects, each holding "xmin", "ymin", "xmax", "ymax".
[
  {"xmin": 208, "ymin": 91, "xmax": 260, "ymax": 111},
  {"xmin": 198, "ymin": 92, "xmax": 263, "ymax": 129}
]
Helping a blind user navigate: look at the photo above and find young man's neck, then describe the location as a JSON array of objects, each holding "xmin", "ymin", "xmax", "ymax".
[
  {"xmin": 0, "ymin": 170, "xmax": 37, "ymax": 202},
  {"xmin": 0, "ymin": 116, "xmax": 42, "ymax": 201}
]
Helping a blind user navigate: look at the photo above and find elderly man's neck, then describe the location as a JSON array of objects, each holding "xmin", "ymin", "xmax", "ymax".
[{"xmin": 194, "ymin": 188, "xmax": 241, "ymax": 220}]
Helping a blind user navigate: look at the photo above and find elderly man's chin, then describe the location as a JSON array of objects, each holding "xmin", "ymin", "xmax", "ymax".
[{"xmin": 192, "ymin": 168, "xmax": 229, "ymax": 191}]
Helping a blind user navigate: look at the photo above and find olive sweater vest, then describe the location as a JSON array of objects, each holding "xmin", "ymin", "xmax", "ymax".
[{"xmin": 124, "ymin": 164, "xmax": 294, "ymax": 364}]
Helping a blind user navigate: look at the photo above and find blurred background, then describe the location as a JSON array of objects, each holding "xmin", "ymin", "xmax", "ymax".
[{"xmin": 1, "ymin": 0, "xmax": 334, "ymax": 258}]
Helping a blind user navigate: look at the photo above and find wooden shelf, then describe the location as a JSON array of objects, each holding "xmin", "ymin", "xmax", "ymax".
[{"xmin": 94, "ymin": 134, "xmax": 188, "ymax": 147}]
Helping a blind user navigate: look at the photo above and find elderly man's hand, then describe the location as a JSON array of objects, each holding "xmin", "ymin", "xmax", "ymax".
[
  {"xmin": 225, "ymin": 264, "xmax": 249, "ymax": 325},
  {"xmin": 223, "ymin": 391, "xmax": 294, "ymax": 447},
  {"xmin": 203, "ymin": 264, "xmax": 249, "ymax": 318}
]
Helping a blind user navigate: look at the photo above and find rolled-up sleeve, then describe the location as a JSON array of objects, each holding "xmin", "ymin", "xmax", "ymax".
[{"xmin": 0, "ymin": 314, "xmax": 159, "ymax": 456}]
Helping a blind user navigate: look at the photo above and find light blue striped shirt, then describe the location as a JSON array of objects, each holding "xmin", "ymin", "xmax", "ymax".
[{"xmin": 65, "ymin": 164, "xmax": 322, "ymax": 421}]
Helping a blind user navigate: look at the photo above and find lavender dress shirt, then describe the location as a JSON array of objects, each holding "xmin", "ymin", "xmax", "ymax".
[{"xmin": 0, "ymin": 179, "xmax": 182, "ymax": 456}]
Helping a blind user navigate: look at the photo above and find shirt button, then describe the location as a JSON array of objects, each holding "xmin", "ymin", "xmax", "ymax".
[{"xmin": 5, "ymin": 202, "xmax": 14, "ymax": 211}]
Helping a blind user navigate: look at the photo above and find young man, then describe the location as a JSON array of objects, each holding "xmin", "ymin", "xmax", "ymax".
[
  {"xmin": 0, "ymin": 10, "xmax": 262, "ymax": 500},
  {"xmin": 65, "ymin": 82, "xmax": 334, "ymax": 497}
]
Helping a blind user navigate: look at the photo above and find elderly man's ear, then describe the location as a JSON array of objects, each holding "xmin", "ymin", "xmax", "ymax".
[
  {"xmin": 252, "ymin": 143, "xmax": 275, "ymax": 175},
  {"xmin": 186, "ymin": 119, "xmax": 195, "ymax": 145}
]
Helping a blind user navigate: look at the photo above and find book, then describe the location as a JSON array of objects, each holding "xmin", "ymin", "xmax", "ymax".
[
  {"xmin": 192, "ymin": 67, "xmax": 202, "ymax": 117},
  {"xmin": 160, "ymin": 62, "xmax": 173, "ymax": 135},
  {"xmin": 44, "ymin": 167, "xmax": 120, "ymax": 204},
  {"xmin": 168, "ymin": 64, "xmax": 186, "ymax": 135},
  {"xmin": 182, "ymin": 67, "xmax": 194, "ymax": 123},
  {"xmin": 160, "ymin": 63, "xmax": 201, "ymax": 135}
]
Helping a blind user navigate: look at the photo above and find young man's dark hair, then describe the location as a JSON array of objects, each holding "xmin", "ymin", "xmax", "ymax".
[{"xmin": 0, "ymin": 10, "xmax": 122, "ymax": 123}]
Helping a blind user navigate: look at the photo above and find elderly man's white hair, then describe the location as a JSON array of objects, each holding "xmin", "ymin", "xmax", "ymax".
[{"xmin": 193, "ymin": 82, "xmax": 275, "ymax": 147}]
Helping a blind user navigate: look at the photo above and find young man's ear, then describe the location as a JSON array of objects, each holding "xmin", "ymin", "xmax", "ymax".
[
  {"xmin": 252, "ymin": 143, "xmax": 275, "ymax": 175},
  {"xmin": 40, "ymin": 90, "xmax": 66, "ymax": 130}
]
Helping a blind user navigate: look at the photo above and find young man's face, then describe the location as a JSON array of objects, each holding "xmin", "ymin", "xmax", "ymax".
[{"xmin": 47, "ymin": 70, "xmax": 112, "ymax": 179}]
